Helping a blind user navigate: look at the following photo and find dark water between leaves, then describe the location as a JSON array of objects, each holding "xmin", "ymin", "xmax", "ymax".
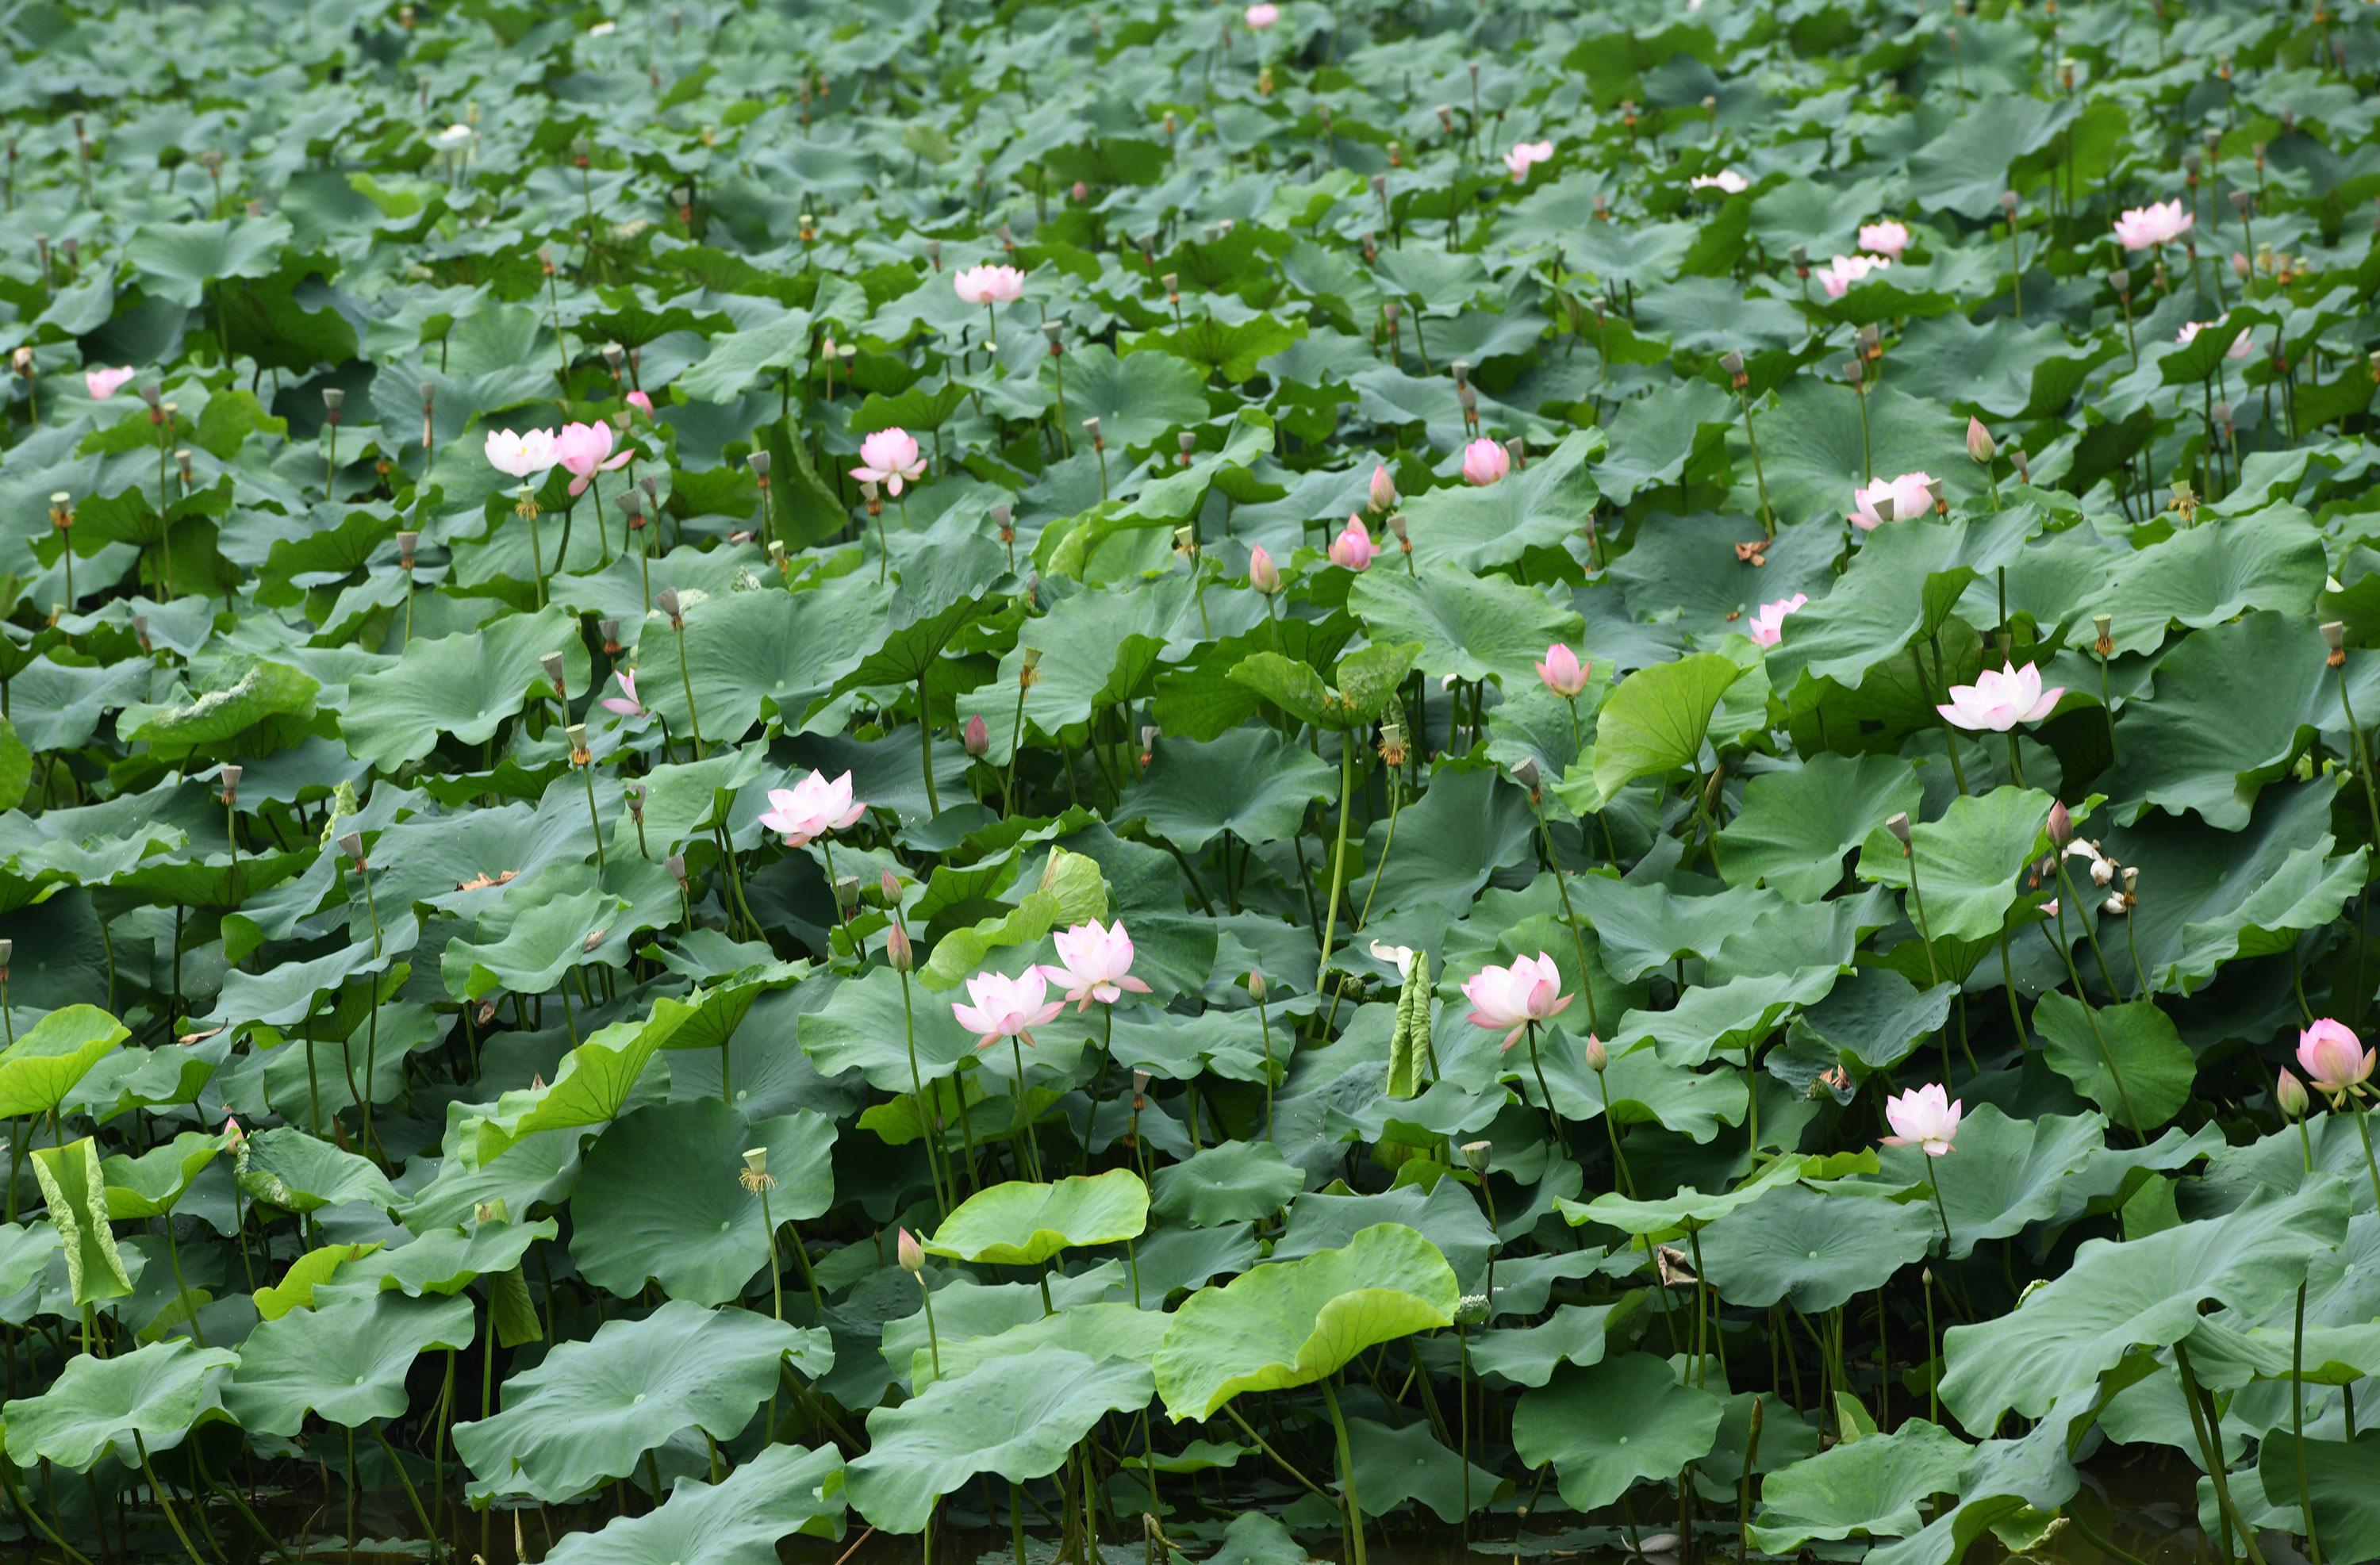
[{"xmin": 10, "ymin": 1454, "xmax": 2214, "ymax": 1565}]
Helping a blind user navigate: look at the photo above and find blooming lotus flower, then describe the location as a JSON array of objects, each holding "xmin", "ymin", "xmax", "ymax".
[
  {"xmin": 430, "ymin": 124, "xmax": 474, "ymax": 151},
  {"xmin": 850, "ymin": 428, "xmax": 927, "ymax": 496},
  {"xmin": 1819, "ymin": 252, "xmax": 1891, "ymax": 301},
  {"xmin": 1461, "ymin": 438, "xmax": 1511, "ymax": 487},
  {"xmin": 2113, "ymin": 199, "xmax": 2192, "ymax": 251},
  {"xmin": 1535, "ymin": 644, "xmax": 1590, "ymax": 697},
  {"xmin": 1857, "ymin": 221, "xmax": 1910, "ymax": 258},
  {"xmin": 2177, "ymin": 320, "xmax": 2253, "ymax": 359},
  {"xmin": 952, "ymin": 966, "xmax": 1065, "ymax": 1050},
  {"xmin": 486, "ymin": 428, "xmax": 558, "ymax": 480},
  {"xmin": 1249, "ymin": 543, "xmax": 1281, "ymax": 594},
  {"xmin": 954, "ymin": 263, "xmax": 1026, "ymax": 305},
  {"xmin": 1042, "ymin": 919, "xmax": 1154, "ymax": 1009},
  {"xmin": 1747, "ymin": 593, "xmax": 1808, "ymax": 649},
  {"xmin": 555, "ymin": 420, "xmax": 631, "ymax": 496},
  {"xmin": 1936, "ymin": 663, "xmax": 2065, "ymax": 731},
  {"xmin": 1882, "ymin": 1083, "xmax": 1962, "ymax": 1156},
  {"xmin": 758, "ymin": 769, "xmax": 866, "ymax": 846},
  {"xmin": 1849, "ymin": 471, "xmax": 1937, "ymax": 530},
  {"xmin": 1691, "ymin": 170, "xmax": 1749, "ymax": 194},
  {"xmin": 624, "ymin": 389, "xmax": 654, "ymax": 416},
  {"xmin": 2297, "ymin": 1018, "xmax": 2374, "ymax": 1103},
  {"xmin": 1246, "ymin": 2, "xmax": 1278, "ymax": 26},
  {"xmin": 1463, "ymin": 953, "xmax": 1574, "ymax": 1049},
  {"xmin": 84, "ymin": 366, "xmax": 135, "ymax": 401},
  {"xmin": 1503, "ymin": 140, "xmax": 1554, "ymax": 182},
  {"xmin": 1368, "ymin": 463, "xmax": 1399, "ymax": 512},
  {"xmin": 601, "ymin": 669, "xmax": 643, "ymax": 716},
  {"xmin": 1329, "ymin": 516, "xmax": 1376, "ymax": 572}
]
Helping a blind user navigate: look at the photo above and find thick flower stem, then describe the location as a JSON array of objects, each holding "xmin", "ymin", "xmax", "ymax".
[
  {"xmin": 2353, "ymin": 1101, "xmax": 2380, "ymax": 1215},
  {"xmin": 132, "ymin": 1431, "xmax": 205, "ymax": 1565},
  {"xmin": 2048, "ymin": 867, "xmax": 2148, "ymax": 1142},
  {"xmin": 2174, "ymin": 1341, "xmax": 2268, "ymax": 1565},
  {"xmin": 1315, "ymin": 729, "xmax": 1356, "ymax": 995},
  {"xmin": 674, "ymin": 620, "xmax": 706, "ymax": 758},
  {"xmin": 1002, "ymin": 681, "xmax": 1029, "ymax": 815},
  {"xmin": 2294, "ymin": 1279, "xmax": 2324, "ymax": 1563},
  {"xmin": 898, "ymin": 966, "xmax": 950, "ymax": 1219},
  {"xmin": 1319, "ymin": 1379, "xmax": 1368, "ymax": 1565},
  {"xmin": 1737, "ymin": 385, "xmax": 1774, "ymax": 534},
  {"xmin": 1923, "ymin": 1157, "xmax": 1954, "ymax": 1256},
  {"xmin": 1535, "ymin": 811, "xmax": 1603, "ymax": 1038},
  {"xmin": 916, "ymin": 673, "xmax": 942, "ymax": 817},
  {"xmin": 1009, "ymin": 1034, "xmax": 1042, "ymax": 1180}
]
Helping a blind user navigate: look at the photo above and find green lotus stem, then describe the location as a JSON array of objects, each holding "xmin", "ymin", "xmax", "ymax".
[
  {"xmin": 2045, "ymin": 873, "xmax": 2146, "ymax": 1142},
  {"xmin": 1923, "ymin": 1156, "xmax": 1954, "ymax": 1257},
  {"xmin": 163, "ymin": 1214, "xmax": 205, "ymax": 1348},
  {"xmin": 1256, "ymin": 991, "xmax": 1276, "ymax": 1142},
  {"xmin": 4, "ymin": 1456, "xmax": 94, "ymax": 1565},
  {"xmin": 1535, "ymin": 811, "xmax": 1604, "ymax": 1038},
  {"xmin": 1009, "ymin": 1034, "xmax": 1041, "ymax": 1180},
  {"xmin": 1923, "ymin": 1268, "xmax": 1939, "ymax": 1423},
  {"xmin": 2173, "ymin": 1341, "xmax": 2267, "ymax": 1565},
  {"xmin": 1593, "ymin": 1067, "xmax": 1637, "ymax": 1197},
  {"xmin": 370, "ymin": 1420, "xmax": 442, "ymax": 1563},
  {"xmin": 132, "ymin": 1429, "xmax": 205, "ymax": 1565},
  {"xmin": 2332, "ymin": 658, "xmax": 2380, "ymax": 876},
  {"xmin": 759, "ymin": 1183, "xmax": 784, "ymax": 1323},
  {"xmin": 1002, "ymin": 678, "xmax": 1029, "ymax": 815},
  {"xmin": 1899, "ymin": 838, "xmax": 1941, "ymax": 988},
  {"xmin": 519, "ymin": 486, "xmax": 546, "ymax": 609},
  {"xmin": 917, "ymin": 673, "xmax": 941, "ymax": 817},
  {"xmin": 1315, "ymin": 730, "xmax": 1356, "ymax": 1005},
  {"xmin": 2294, "ymin": 1279, "xmax": 2322, "ymax": 1563},
  {"xmin": 1222, "ymin": 1403, "xmax": 1339, "ymax": 1510},
  {"xmin": 1319, "ymin": 1379, "xmax": 1368, "ymax": 1565},
  {"xmin": 2052, "ymin": 854, "xmax": 2123, "ymax": 1005},
  {"xmin": 1737, "ymin": 382, "xmax": 1773, "ymax": 535},
  {"xmin": 580, "ymin": 758, "xmax": 607, "ymax": 872},
  {"xmin": 918, "ymin": 1272, "xmax": 943, "ymax": 1380},
  {"xmin": 2353, "ymin": 1101, "xmax": 2380, "ymax": 1215},
  {"xmin": 896, "ymin": 961, "xmax": 951, "ymax": 1218},
  {"xmin": 1911, "ymin": 648, "xmax": 1969, "ymax": 795},
  {"xmin": 435, "ymin": 1349, "xmax": 455, "ymax": 1552},
  {"xmin": 673, "ymin": 618, "xmax": 705, "ymax": 758},
  {"xmin": 194, "ymin": 1439, "xmax": 291, "ymax": 1565},
  {"xmin": 1998, "ymin": 931, "xmax": 2029, "ymax": 1050}
]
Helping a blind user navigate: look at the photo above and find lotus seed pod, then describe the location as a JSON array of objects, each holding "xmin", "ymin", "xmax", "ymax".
[
  {"xmin": 1885, "ymin": 812, "xmax": 1912, "ymax": 849},
  {"xmin": 541, "ymin": 651, "xmax": 566, "ymax": 691},
  {"xmin": 1460, "ymin": 1141, "xmax": 1491, "ymax": 1174}
]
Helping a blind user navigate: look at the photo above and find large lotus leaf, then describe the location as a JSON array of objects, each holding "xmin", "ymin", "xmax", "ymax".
[
  {"xmin": 1112, "ymin": 727, "xmax": 1337, "ymax": 852},
  {"xmin": 2258, "ymin": 1431, "xmax": 2380, "ymax": 1565},
  {"xmin": 797, "ymin": 965, "xmax": 980, "ymax": 1092},
  {"xmin": 1749, "ymin": 1418, "xmax": 1971, "ymax": 1552},
  {"xmin": 951, "ymin": 576, "xmax": 1189, "ymax": 744},
  {"xmin": 124, "ymin": 661, "xmax": 320, "ymax": 755},
  {"xmin": 0, "ymin": 1222, "xmax": 62, "ymax": 1296},
  {"xmin": 2081, "ymin": 509, "xmax": 2325, "ymax": 648},
  {"xmin": 2102, "ymin": 612, "xmax": 2325, "ymax": 830},
  {"xmin": 253, "ymin": 1242, "xmax": 381, "ymax": 1321},
  {"xmin": 1763, "ymin": 516, "xmax": 2020, "ymax": 693},
  {"xmin": 675, "ymin": 309, "xmax": 815, "ymax": 403},
  {"xmin": 0, "ymin": 1004, "xmax": 129, "ymax": 1118},
  {"xmin": 1698, "ymin": 1183, "xmax": 1938, "ymax": 1310},
  {"xmin": 398, "ymin": 1126, "xmax": 584, "ymax": 1235},
  {"xmin": 2028, "ymin": 992, "xmax": 2195, "ymax": 1134},
  {"xmin": 1854, "ymin": 785, "xmax": 2050, "ymax": 943},
  {"xmin": 543, "ymin": 1443, "xmax": 846, "ymax": 1565},
  {"xmin": 845, "ymin": 1348, "xmax": 1154, "ymax": 1532},
  {"xmin": 1891, "ymin": 312, "xmax": 2109, "ymax": 420},
  {"xmin": 125, "ymin": 217, "xmax": 294, "ymax": 307},
  {"xmin": 1717, "ymin": 752, "xmax": 1924, "ymax": 901},
  {"xmin": 1152, "ymin": 1222, "xmax": 1459, "ymax": 1419},
  {"xmin": 910, "ymin": 1302, "xmax": 1171, "ymax": 1393},
  {"xmin": 344, "ymin": 1217, "xmax": 559, "ymax": 1297},
  {"xmin": 1, "ymin": 1340, "xmax": 239, "ymax": 1469},
  {"xmin": 237, "ymin": 1126, "xmax": 399, "ymax": 1214},
  {"xmin": 1792, "ymin": 967, "xmax": 1957, "ymax": 1072},
  {"xmin": 1907, "ymin": 92, "xmax": 2060, "ymax": 216},
  {"xmin": 1749, "ymin": 381, "xmax": 1976, "ymax": 527},
  {"xmin": 631, "ymin": 580, "xmax": 885, "ymax": 746},
  {"xmin": 1345, "ymin": 1415, "xmax": 1507, "ymax": 1522},
  {"xmin": 1466, "ymin": 1302, "xmax": 1630, "ymax": 1388},
  {"xmin": 1872, "ymin": 1106, "xmax": 2106, "ymax": 1259},
  {"xmin": 1511, "ymin": 1353, "xmax": 1726, "ymax": 1513},
  {"xmin": 1559, "ymin": 1152, "xmax": 1807, "ymax": 1236},
  {"xmin": 1349, "ymin": 563, "xmax": 1583, "ymax": 691},
  {"xmin": 101, "ymin": 1131, "xmax": 223, "ymax": 1220},
  {"xmin": 223, "ymin": 1290, "xmax": 474, "ymax": 1435},
  {"xmin": 1588, "ymin": 653, "xmax": 1743, "ymax": 804},
  {"xmin": 441, "ymin": 883, "xmax": 631, "ymax": 1001},
  {"xmin": 204, "ymin": 933, "xmax": 405, "ymax": 1032},
  {"xmin": 1151, "ymin": 1141, "xmax": 1306, "ymax": 1228},
  {"xmin": 454, "ymin": 1298, "xmax": 821, "ymax": 1502},
  {"xmin": 1559, "ymin": 879, "xmax": 1781, "ymax": 984},
  {"xmin": 1062, "ymin": 345, "xmax": 1210, "ymax": 450},
  {"xmin": 1591, "ymin": 380, "xmax": 1735, "ymax": 504},
  {"xmin": 926, "ymin": 1169, "xmax": 1148, "ymax": 1266},
  {"xmin": 1940, "ymin": 1178, "xmax": 2351, "ymax": 1429},
  {"xmin": 29, "ymin": 1137, "xmax": 132, "ymax": 1306},
  {"xmin": 474, "ymin": 997, "xmax": 698, "ymax": 1160},
  {"xmin": 7, "ymin": 658, "xmax": 156, "ymax": 754},
  {"xmin": 1272, "ymin": 1183, "xmax": 1495, "ymax": 1296},
  {"xmin": 571, "ymin": 1099, "xmax": 835, "ymax": 1306},
  {"xmin": 1399, "ymin": 430, "xmax": 1606, "ymax": 571},
  {"xmin": 339, "ymin": 604, "xmax": 592, "ymax": 769}
]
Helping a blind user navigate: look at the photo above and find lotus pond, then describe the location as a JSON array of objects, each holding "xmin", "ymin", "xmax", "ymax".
[{"xmin": 2, "ymin": 0, "xmax": 2379, "ymax": 1563}]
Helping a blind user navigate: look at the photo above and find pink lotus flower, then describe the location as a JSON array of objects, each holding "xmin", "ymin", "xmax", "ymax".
[
  {"xmin": 1819, "ymin": 253, "xmax": 1891, "ymax": 301},
  {"xmin": 1463, "ymin": 953, "xmax": 1574, "ymax": 1049},
  {"xmin": 555, "ymin": 420, "xmax": 632, "ymax": 497},
  {"xmin": 2113, "ymin": 199, "xmax": 2192, "ymax": 251},
  {"xmin": 1535, "ymin": 644, "xmax": 1589, "ymax": 697},
  {"xmin": 485, "ymin": 428, "xmax": 558, "ymax": 480},
  {"xmin": 1249, "ymin": 543, "xmax": 1281, "ymax": 594},
  {"xmin": 1882, "ymin": 1083, "xmax": 1961, "ymax": 1156},
  {"xmin": 952, "ymin": 966, "xmax": 1065, "ymax": 1050},
  {"xmin": 850, "ymin": 428, "xmax": 927, "ymax": 496},
  {"xmin": 1042, "ymin": 919, "xmax": 1155, "ymax": 1009},
  {"xmin": 1503, "ymin": 140, "xmax": 1554, "ymax": 183},
  {"xmin": 758, "ymin": 769, "xmax": 866, "ymax": 846},
  {"xmin": 1747, "ymin": 593, "xmax": 1808, "ymax": 648},
  {"xmin": 1368, "ymin": 463, "xmax": 1398, "ymax": 512},
  {"xmin": 1936, "ymin": 663, "xmax": 2065, "ymax": 731},
  {"xmin": 1246, "ymin": 2, "xmax": 1278, "ymax": 27},
  {"xmin": 1461, "ymin": 438, "xmax": 1511, "ymax": 487},
  {"xmin": 2297, "ymin": 1018, "xmax": 2374, "ymax": 1103},
  {"xmin": 85, "ymin": 366, "xmax": 136, "ymax": 401},
  {"xmin": 1849, "ymin": 471, "xmax": 1936, "ymax": 530},
  {"xmin": 601, "ymin": 669, "xmax": 643, "ymax": 716},
  {"xmin": 2177, "ymin": 320, "xmax": 2252, "ymax": 359},
  {"xmin": 1856, "ymin": 221, "xmax": 1910, "ymax": 258},
  {"xmin": 624, "ymin": 390, "xmax": 654, "ymax": 416},
  {"xmin": 954, "ymin": 264, "xmax": 1027, "ymax": 305},
  {"xmin": 1691, "ymin": 170, "xmax": 1749, "ymax": 195},
  {"xmin": 1329, "ymin": 516, "xmax": 1376, "ymax": 572}
]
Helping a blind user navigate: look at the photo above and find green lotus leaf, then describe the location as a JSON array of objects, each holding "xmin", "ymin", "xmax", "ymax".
[
  {"xmin": 1718, "ymin": 752, "xmax": 1925, "ymax": 901},
  {"xmin": 911, "ymin": 1301, "xmax": 1171, "ymax": 1392},
  {"xmin": 224, "ymin": 1290, "xmax": 474, "ymax": 1435},
  {"xmin": 125, "ymin": 217, "xmax": 295, "ymax": 307},
  {"xmin": 1151, "ymin": 1140, "xmax": 1306, "ymax": 1228},
  {"xmin": 1, "ymin": 1339, "xmax": 239, "ymax": 1470},
  {"xmin": 1698, "ymin": 1183, "xmax": 1939, "ymax": 1311},
  {"xmin": 236, "ymin": 1126, "xmax": 399, "ymax": 1214},
  {"xmin": 1855, "ymin": 785, "xmax": 2052, "ymax": 944},
  {"xmin": 101, "ymin": 1131, "xmax": 224, "ymax": 1220},
  {"xmin": 543, "ymin": 1443, "xmax": 846, "ymax": 1565},
  {"xmin": 1511, "ymin": 1353, "xmax": 1726, "ymax": 1512},
  {"xmin": 1349, "ymin": 563, "xmax": 1584, "ymax": 691},
  {"xmin": 1112, "ymin": 727, "xmax": 1336, "ymax": 853},
  {"xmin": 2257, "ymin": 1431, "xmax": 2380, "ymax": 1565},
  {"xmin": 474, "ymin": 996, "xmax": 698, "ymax": 1161},
  {"xmin": 926, "ymin": 1169, "xmax": 1148, "ymax": 1266},
  {"xmin": 1589, "ymin": 653, "xmax": 1743, "ymax": 805},
  {"xmin": 1465, "ymin": 1301, "xmax": 1633, "ymax": 1388},
  {"xmin": 1398, "ymin": 430, "xmax": 1606, "ymax": 570},
  {"xmin": 2027, "ymin": 992, "xmax": 2196, "ymax": 1134},
  {"xmin": 0, "ymin": 1006, "xmax": 129, "ymax": 1120},
  {"xmin": 1871, "ymin": 1106, "xmax": 2106, "ymax": 1259},
  {"xmin": 338, "ymin": 604, "xmax": 592, "ymax": 770},
  {"xmin": 1749, "ymin": 1418, "xmax": 1971, "ymax": 1553},
  {"xmin": 29, "ymin": 1136, "xmax": 132, "ymax": 1307}
]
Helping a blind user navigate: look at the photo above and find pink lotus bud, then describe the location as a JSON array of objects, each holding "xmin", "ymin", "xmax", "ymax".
[
  {"xmin": 1249, "ymin": 544, "xmax": 1281, "ymax": 594},
  {"xmin": 1368, "ymin": 463, "xmax": 1398, "ymax": 512},
  {"xmin": 962, "ymin": 713, "xmax": 989, "ymax": 758},
  {"xmin": 886, "ymin": 919, "xmax": 914, "ymax": 972},
  {"xmin": 1247, "ymin": 969, "xmax": 1267, "ymax": 1002},
  {"xmin": 2048, "ymin": 800, "xmax": 2072, "ymax": 847},
  {"xmin": 1967, "ymin": 417, "xmax": 1996, "ymax": 464},
  {"xmin": 1534, "ymin": 643, "xmax": 1589, "ymax": 697},
  {"xmin": 1328, "ymin": 516, "xmax": 1376, "ymax": 572},
  {"xmin": 2277, "ymin": 1068, "xmax": 2310, "ymax": 1120},
  {"xmin": 1461, "ymin": 437, "xmax": 1511, "ymax": 487},
  {"xmin": 897, "ymin": 1227, "xmax": 925, "ymax": 1274},
  {"xmin": 1583, "ymin": 1036, "xmax": 1608, "ymax": 1073},
  {"xmin": 1071, "ymin": 180, "xmax": 1088, "ymax": 203}
]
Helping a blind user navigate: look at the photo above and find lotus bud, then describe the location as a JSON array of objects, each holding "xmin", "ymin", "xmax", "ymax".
[
  {"xmin": 1966, "ymin": 417, "xmax": 1996, "ymax": 465},
  {"xmin": 337, "ymin": 830, "xmax": 367, "ymax": 869},
  {"xmin": 397, "ymin": 531, "xmax": 419, "ymax": 568},
  {"xmin": 220, "ymin": 765, "xmax": 242, "ymax": 804},
  {"xmin": 886, "ymin": 918, "xmax": 914, "ymax": 972},
  {"xmin": 2324, "ymin": 620, "xmax": 2347, "ymax": 668},
  {"xmin": 2278, "ymin": 1068, "xmax": 2310, "ymax": 1120},
  {"xmin": 1139, "ymin": 724, "xmax": 1158, "ymax": 766},
  {"xmin": 1885, "ymin": 811, "xmax": 1912, "ymax": 852},
  {"xmin": 1368, "ymin": 464, "xmax": 1398, "ymax": 512},
  {"xmin": 2094, "ymin": 614, "xmax": 2113, "ymax": 657},
  {"xmin": 1247, "ymin": 969, "xmax": 1267, "ymax": 1002},
  {"xmin": 0, "ymin": 938, "xmax": 13, "ymax": 978},
  {"xmin": 541, "ymin": 651, "xmax": 567, "ymax": 692},
  {"xmin": 990, "ymin": 502, "xmax": 1013, "ymax": 539},
  {"xmin": 835, "ymin": 875, "xmax": 860, "ymax": 912},
  {"xmin": 1583, "ymin": 1035, "xmax": 1609, "ymax": 1073},
  {"xmin": 1387, "ymin": 513, "xmax": 1409, "ymax": 550},
  {"xmin": 1460, "ymin": 1141, "xmax": 1491, "ymax": 1174},
  {"xmin": 665, "ymin": 852, "xmax": 687, "ymax": 886},
  {"xmin": 962, "ymin": 713, "xmax": 989, "ymax": 758},
  {"xmin": 897, "ymin": 1227, "xmax": 925, "ymax": 1273}
]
